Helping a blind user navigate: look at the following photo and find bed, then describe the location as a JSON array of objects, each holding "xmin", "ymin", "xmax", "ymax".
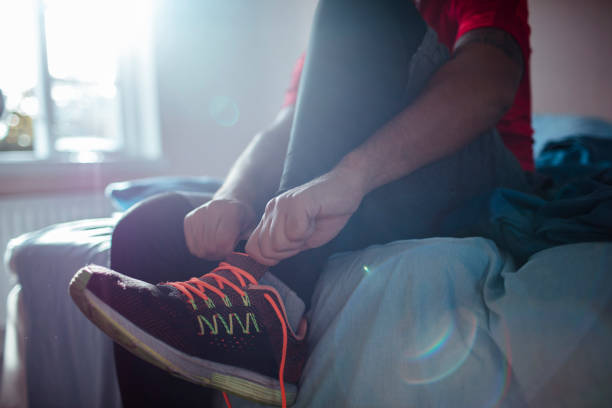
[{"xmin": 2, "ymin": 114, "xmax": 612, "ymax": 407}]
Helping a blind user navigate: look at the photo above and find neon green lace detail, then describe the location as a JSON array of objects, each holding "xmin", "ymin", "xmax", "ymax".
[{"xmin": 197, "ymin": 313, "xmax": 261, "ymax": 336}]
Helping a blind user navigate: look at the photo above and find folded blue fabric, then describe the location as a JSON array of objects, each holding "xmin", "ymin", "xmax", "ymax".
[
  {"xmin": 443, "ymin": 173, "xmax": 612, "ymax": 264},
  {"xmin": 443, "ymin": 132, "xmax": 612, "ymax": 264},
  {"xmin": 105, "ymin": 176, "xmax": 222, "ymax": 211}
]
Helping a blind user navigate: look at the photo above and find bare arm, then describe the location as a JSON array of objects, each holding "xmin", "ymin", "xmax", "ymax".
[
  {"xmin": 184, "ymin": 107, "xmax": 293, "ymax": 260},
  {"xmin": 336, "ymin": 28, "xmax": 524, "ymax": 194},
  {"xmin": 247, "ymin": 28, "xmax": 525, "ymax": 264},
  {"xmin": 213, "ymin": 106, "xmax": 294, "ymax": 213}
]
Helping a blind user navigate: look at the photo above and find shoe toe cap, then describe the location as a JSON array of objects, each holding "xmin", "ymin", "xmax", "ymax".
[{"xmin": 71, "ymin": 265, "xmax": 196, "ymax": 346}]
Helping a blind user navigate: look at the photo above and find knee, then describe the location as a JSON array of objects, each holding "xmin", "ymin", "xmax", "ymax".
[
  {"xmin": 112, "ymin": 192, "xmax": 185, "ymax": 240},
  {"xmin": 110, "ymin": 192, "xmax": 191, "ymax": 267}
]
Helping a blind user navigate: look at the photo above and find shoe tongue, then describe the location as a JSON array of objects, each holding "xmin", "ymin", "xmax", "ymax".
[{"xmin": 223, "ymin": 252, "xmax": 268, "ymax": 281}]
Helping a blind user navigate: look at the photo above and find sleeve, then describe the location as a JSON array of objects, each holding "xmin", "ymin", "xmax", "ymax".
[
  {"xmin": 281, "ymin": 53, "xmax": 305, "ymax": 108},
  {"xmin": 452, "ymin": 0, "xmax": 531, "ymax": 63}
]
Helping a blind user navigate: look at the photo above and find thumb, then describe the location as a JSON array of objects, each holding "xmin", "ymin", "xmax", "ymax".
[{"xmin": 284, "ymin": 208, "xmax": 316, "ymax": 243}]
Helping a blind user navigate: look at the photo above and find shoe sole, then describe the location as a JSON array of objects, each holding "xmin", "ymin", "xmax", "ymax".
[{"xmin": 69, "ymin": 267, "xmax": 297, "ymax": 406}]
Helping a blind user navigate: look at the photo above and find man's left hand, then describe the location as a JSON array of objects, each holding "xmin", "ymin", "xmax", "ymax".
[{"xmin": 245, "ymin": 168, "xmax": 364, "ymax": 266}]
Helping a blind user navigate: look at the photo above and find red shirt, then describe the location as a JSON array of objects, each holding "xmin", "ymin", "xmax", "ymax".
[{"xmin": 283, "ymin": 0, "xmax": 534, "ymax": 171}]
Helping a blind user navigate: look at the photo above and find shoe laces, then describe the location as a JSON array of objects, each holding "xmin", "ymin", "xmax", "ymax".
[
  {"xmin": 165, "ymin": 262, "xmax": 257, "ymax": 308},
  {"xmin": 164, "ymin": 262, "xmax": 290, "ymax": 408}
]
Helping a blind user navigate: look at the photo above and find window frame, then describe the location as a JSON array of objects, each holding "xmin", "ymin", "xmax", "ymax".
[{"xmin": 0, "ymin": 0, "xmax": 164, "ymax": 194}]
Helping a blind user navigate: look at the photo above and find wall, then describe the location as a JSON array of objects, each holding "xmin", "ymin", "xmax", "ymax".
[
  {"xmin": 153, "ymin": 0, "xmax": 317, "ymax": 178},
  {"xmin": 530, "ymin": 0, "xmax": 612, "ymax": 122}
]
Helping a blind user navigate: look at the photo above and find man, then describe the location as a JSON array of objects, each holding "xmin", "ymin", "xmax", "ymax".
[{"xmin": 70, "ymin": 0, "xmax": 532, "ymax": 406}]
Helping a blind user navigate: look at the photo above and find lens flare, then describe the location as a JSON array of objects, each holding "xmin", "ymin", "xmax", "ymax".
[
  {"xmin": 404, "ymin": 320, "xmax": 453, "ymax": 361},
  {"xmin": 399, "ymin": 307, "xmax": 478, "ymax": 385},
  {"xmin": 208, "ymin": 95, "xmax": 239, "ymax": 127}
]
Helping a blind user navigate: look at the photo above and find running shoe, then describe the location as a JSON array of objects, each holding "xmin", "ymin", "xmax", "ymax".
[{"xmin": 69, "ymin": 253, "xmax": 307, "ymax": 407}]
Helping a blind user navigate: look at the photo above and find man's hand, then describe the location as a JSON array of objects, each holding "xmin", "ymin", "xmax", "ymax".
[
  {"xmin": 184, "ymin": 198, "xmax": 256, "ymax": 260},
  {"xmin": 245, "ymin": 168, "xmax": 365, "ymax": 266},
  {"xmin": 184, "ymin": 107, "xmax": 294, "ymax": 261}
]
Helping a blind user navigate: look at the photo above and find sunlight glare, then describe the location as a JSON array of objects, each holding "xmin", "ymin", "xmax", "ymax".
[
  {"xmin": 0, "ymin": 0, "xmax": 38, "ymax": 104},
  {"xmin": 44, "ymin": 0, "xmax": 151, "ymax": 83}
]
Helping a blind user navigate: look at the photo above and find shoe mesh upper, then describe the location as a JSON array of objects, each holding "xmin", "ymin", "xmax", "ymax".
[{"xmin": 84, "ymin": 254, "xmax": 306, "ymax": 383}]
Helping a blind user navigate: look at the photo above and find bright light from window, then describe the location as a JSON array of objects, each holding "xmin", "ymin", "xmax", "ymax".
[
  {"xmin": 44, "ymin": 0, "xmax": 150, "ymax": 84},
  {"xmin": 0, "ymin": 0, "xmax": 37, "ymax": 104},
  {"xmin": 0, "ymin": 0, "xmax": 156, "ymax": 158}
]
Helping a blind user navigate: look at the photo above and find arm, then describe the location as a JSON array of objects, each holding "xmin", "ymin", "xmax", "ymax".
[
  {"xmin": 213, "ymin": 106, "xmax": 294, "ymax": 212},
  {"xmin": 246, "ymin": 28, "xmax": 524, "ymax": 265},
  {"xmin": 337, "ymin": 28, "xmax": 524, "ymax": 194},
  {"xmin": 184, "ymin": 107, "xmax": 293, "ymax": 260}
]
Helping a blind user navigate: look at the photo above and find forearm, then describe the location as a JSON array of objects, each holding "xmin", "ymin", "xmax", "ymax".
[
  {"xmin": 335, "ymin": 43, "xmax": 522, "ymax": 195},
  {"xmin": 213, "ymin": 107, "xmax": 294, "ymax": 213}
]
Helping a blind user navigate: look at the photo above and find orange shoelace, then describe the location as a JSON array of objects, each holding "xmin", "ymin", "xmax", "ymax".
[
  {"xmin": 165, "ymin": 262, "xmax": 289, "ymax": 408},
  {"xmin": 166, "ymin": 262, "xmax": 258, "ymax": 307}
]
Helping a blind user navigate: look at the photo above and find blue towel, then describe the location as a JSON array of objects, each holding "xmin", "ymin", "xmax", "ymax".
[{"xmin": 443, "ymin": 133, "xmax": 612, "ymax": 264}]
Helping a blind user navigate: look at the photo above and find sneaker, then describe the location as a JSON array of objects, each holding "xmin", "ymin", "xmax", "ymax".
[{"xmin": 69, "ymin": 253, "xmax": 307, "ymax": 407}]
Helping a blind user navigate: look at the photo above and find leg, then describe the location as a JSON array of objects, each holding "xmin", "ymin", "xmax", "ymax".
[
  {"xmin": 110, "ymin": 192, "xmax": 216, "ymax": 284},
  {"xmin": 272, "ymin": 0, "xmax": 528, "ymax": 304},
  {"xmin": 110, "ymin": 192, "xmax": 219, "ymax": 407},
  {"xmin": 279, "ymin": 0, "xmax": 427, "ymax": 189},
  {"xmin": 271, "ymin": 0, "xmax": 429, "ymax": 302}
]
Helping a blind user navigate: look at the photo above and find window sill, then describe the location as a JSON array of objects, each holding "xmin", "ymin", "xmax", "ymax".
[{"xmin": 0, "ymin": 158, "xmax": 168, "ymax": 196}]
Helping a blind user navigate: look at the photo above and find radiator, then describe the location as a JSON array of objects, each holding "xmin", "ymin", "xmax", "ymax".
[{"xmin": 0, "ymin": 192, "xmax": 113, "ymax": 324}]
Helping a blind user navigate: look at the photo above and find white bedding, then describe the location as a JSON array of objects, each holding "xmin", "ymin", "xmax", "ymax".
[{"xmin": 230, "ymin": 239, "xmax": 612, "ymax": 407}]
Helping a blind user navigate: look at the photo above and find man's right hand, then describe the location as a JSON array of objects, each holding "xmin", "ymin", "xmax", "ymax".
[{"xmin": 184, "ymin": 198, "xmax": 256, "ymax": 260}]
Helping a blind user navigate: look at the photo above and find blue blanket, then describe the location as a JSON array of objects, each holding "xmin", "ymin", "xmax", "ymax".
[
  {"xmin": 443, "ymin": 124, "xmax": 612, "ymax": 264},
  {"xmin": 443, "ymin": 167, "xmax": 612, "ymax": 264}
]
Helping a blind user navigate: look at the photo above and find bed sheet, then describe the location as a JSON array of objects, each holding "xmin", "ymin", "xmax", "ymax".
[{"xmin": 229, "ymin": 238, "xmax": 612, "ymax": 408}]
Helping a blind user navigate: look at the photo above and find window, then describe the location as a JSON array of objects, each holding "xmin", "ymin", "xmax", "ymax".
[{"xmin": 0, "ymin": 0, "xmax": 160, "ymax": 163}]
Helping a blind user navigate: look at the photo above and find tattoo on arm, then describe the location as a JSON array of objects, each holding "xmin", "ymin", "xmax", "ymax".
[{"xmin": 454, "ymin": 28, "xmax": 524, "ymax": 72}]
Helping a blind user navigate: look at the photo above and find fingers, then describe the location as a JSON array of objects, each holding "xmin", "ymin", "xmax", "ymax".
[
  {"xmin": 246, "ymin": 195, "xmax": 314, "ymax": 265},
  {"xmin": 246, "ymin": 225, "xmax": 305, "ymax": 266},
  {"xmin": 183, "ymin": 199, "xmax": 253, "ymax": 260},
  {"xmin": 213, "ymin": 216, "xmax": 242, "ymax": 257}
]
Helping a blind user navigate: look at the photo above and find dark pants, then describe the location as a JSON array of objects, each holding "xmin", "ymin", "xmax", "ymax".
[{"xmin": 111, "ymin": 0, "xmax": 527, "ymax": 406}]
